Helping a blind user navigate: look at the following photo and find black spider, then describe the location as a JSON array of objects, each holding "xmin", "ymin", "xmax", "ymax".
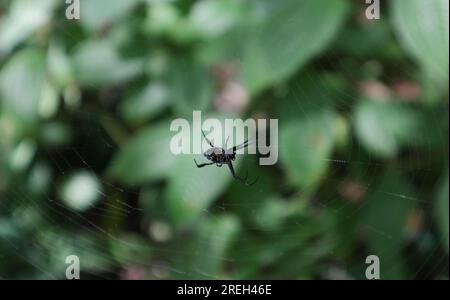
[{"xmin": 194, "ymin": 131, "xmax": 258, "ymax": 186}]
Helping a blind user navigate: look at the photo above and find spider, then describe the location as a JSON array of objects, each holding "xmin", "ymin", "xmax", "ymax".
[{"xmin": 194, "ymin": 130, "xmax": 258, "ymax": 186}]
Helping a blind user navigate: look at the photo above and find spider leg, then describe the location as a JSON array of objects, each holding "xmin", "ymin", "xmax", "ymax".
[
  {"xmin": 224, "ymin": 136, "xmax": 234, "ymax": 155},
  {"xmin": 194, "ymin": 159, "xmax": 214, "ymax": 168},
  {"xmin": 233, "ymin": 140, "xmax": 248, "ymax": 152},
  {"xmin": 201, "ymin": 130, "xmax": 215, "ymax": 148},
  {"xmin": 227, "ymin": 139, "xmax": 256, "ymax": 153},
  {"xmin": 227, "ymin": 162, "xmax": 258, "ymax": 186}
]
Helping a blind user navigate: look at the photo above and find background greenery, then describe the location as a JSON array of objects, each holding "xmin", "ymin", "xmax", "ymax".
[{"xmin": 0, "ymin": 0, "xmax": 448, "ymax": 279}]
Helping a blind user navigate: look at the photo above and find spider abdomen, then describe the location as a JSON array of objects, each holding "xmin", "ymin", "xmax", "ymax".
[
  {"xmin": 195, "ymin": 131, "xmax": 256, "ymax": 185},
  {"xmin": 204, "ymin": 147, "xmax": 234, "ymax": 164}
]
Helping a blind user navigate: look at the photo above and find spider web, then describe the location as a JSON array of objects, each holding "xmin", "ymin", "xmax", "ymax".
[{"xmin": 0, "ymin": 0, "xmax": 448, "ymax": 280}]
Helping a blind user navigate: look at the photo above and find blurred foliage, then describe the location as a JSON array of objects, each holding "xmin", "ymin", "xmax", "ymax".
[{"xmin": 0, "ymin": 0, "xmax": 448, "ymax": 279}]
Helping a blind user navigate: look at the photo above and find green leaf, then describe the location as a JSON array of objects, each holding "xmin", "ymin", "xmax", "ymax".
[
  {"xmin": 9, "ymin": 139, "xmax": 36, "ymax": 172},
  {"xmin": 47, "ymin": 41, "xmax": 74, "ymax": 89},
  {"xmin": 109, "ymin": 234, "xmax": 153, "ymax": 266},
  {"xmin": 73, "ymin": 39, "xmax": 144, "ymax": 87},
  {"xmin": 144, "ymin": 2, "xmax": 181, "ymax": 36},
  {"xmin": 251, "ymin": 197, "xmax": 305, "ymax": 232},
  {"xmin": 189, "ymin": 0, "xmax": 245, "ymax": 39},
  {"xmin": 119, "ymin": 82, "xmax": 171, "ymax": 124},
  {"xmin": 280, "ymin": 109, "xmax": 336, "ymax": 192},
  {"xmin": 354, "ymin": 100, "xmax": 421, "ymax": 158},
  {"xmin": 79, "ymin": 0, "xmax": 139, "ymax": 32},
  {"xmin": 0, "ymin": 49, "xmax": 46, "ymax": 124},
  {"xmin": 334, "ymin": 19, "xmax": 400, "ymax": 59},
  {"xmin": 165, "ymin": 154, "xmax": 234, "ymax": 228},
  {"xmin": 39, "ymin": 122, "xmax": 72, "ymax": 147},
  {"xmin": 169, "ymin": 59, "xmax": 212, "ymax": 116},
  {"xmin": 231, "ymin": 220, "xmax": 326, "ymax": 279},
  {"xmin": 241, "ymin": 0, "xmax": 349, "ymax": 93},
  {"xmin": 201, "ymin": 0, "xmax": 349, "ymax": 95},
  {"xmin": 37, "ymin": 230, "xmax": 114, "ymax": 277},
  {"xmin": 108, "ymin": 121, "xmax": 176, "ymax": 186},
  {"xmin": 277, "ymin": 71, "xmax": 349, "ymax": 122},
  {"xmin": 391, "ymin": 0, "xmax": 449, "ymax": 82},
  {"xmin": 27, "ymin": 161, "xmax": 52, "ymax": 196},
  {"xmin": 224, "ymin": 156, "xmax": 280, "ymax": 220},
  {"xmin": 0, "ymin": 0, "xmax": 57, "ymax": 57},
  {"xmin": 434, "ymin": 169, "xmax": 449, "ymax": 253},
  {"xmin": 363, "ymin": 172, "xmax": 417, "ymax": 279},
  {"xmin": 171, "ymin": 215, "xmax": 239, "ymax": 279}
]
